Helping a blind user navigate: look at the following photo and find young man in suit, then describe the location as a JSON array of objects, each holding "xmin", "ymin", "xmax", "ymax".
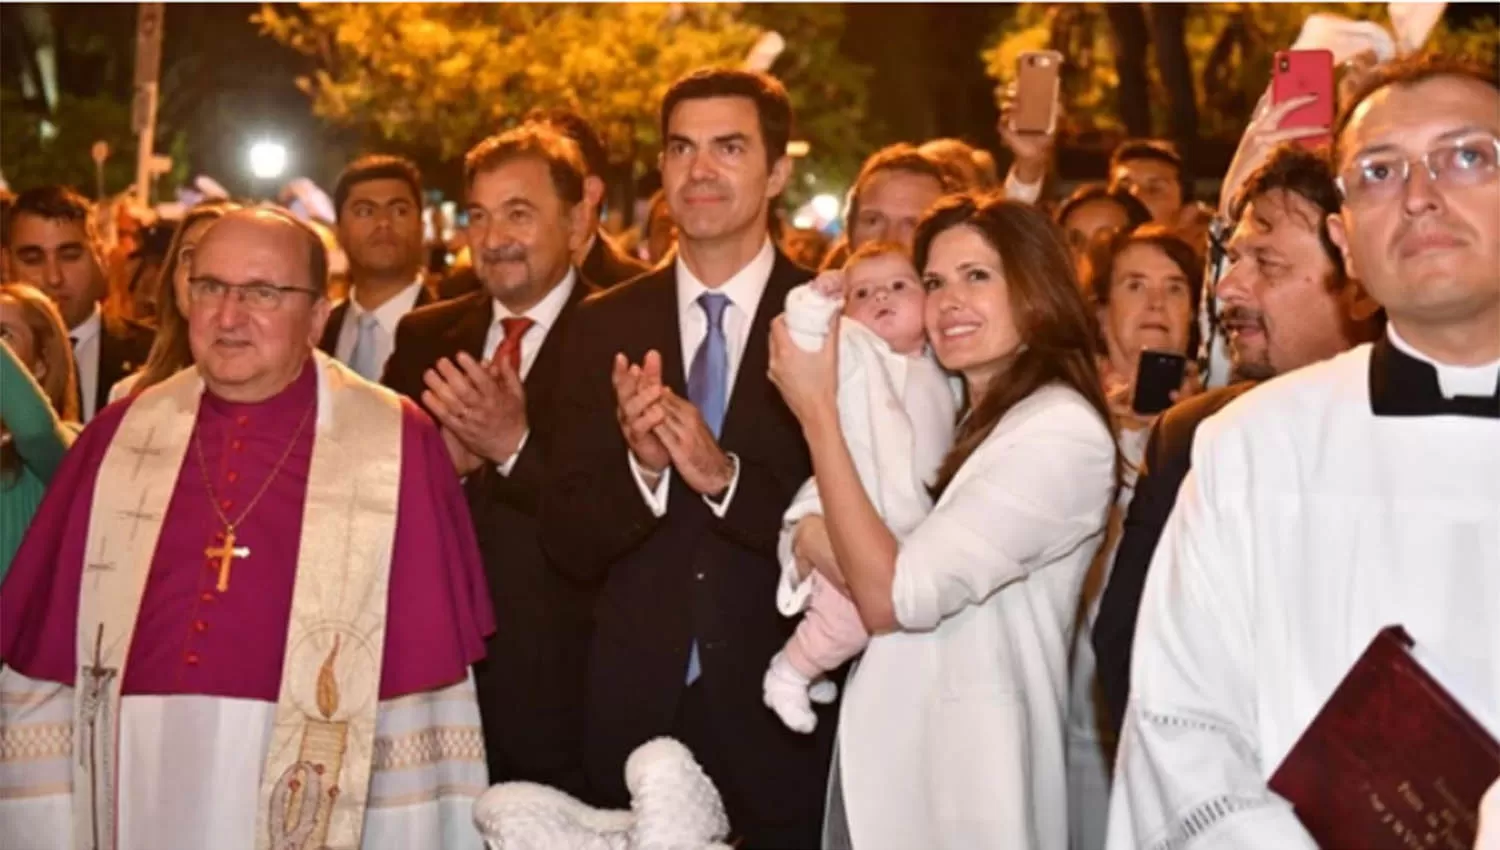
[
  {"xmin": 541, "ymin": 68, "xmax": 833, "ymax": 848},
  {"xmin": 381, "ymin": 124, "xmax": 597, "ymax": 796},
  {"xmin": 318, "ymin": 155, "xmax": 435, "ymax": 381},
  {"xmin": 6, "ymin": 186, "xmax": 154, "ymax": 421}
]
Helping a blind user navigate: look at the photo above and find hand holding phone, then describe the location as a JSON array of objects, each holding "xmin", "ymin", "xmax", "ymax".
[
  {"xmin": 1131, "ymin": 350, "xmax": 1190, "ymax": 416},
  {"xmin": 1012, "ymin": 50, "xmax": 1063, "ymax": 135}
]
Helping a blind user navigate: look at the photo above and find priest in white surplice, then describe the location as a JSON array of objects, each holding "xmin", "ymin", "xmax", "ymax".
[
  {"xmin": 1107, "ymin": 56, "xmax": 1500, "ymax": 848},
  {"xmin": 0, "ymin": 209, "xmax": 494, "ymax": 850}
]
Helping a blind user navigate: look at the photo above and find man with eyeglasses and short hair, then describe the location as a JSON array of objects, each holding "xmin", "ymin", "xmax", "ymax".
[
  {"xmin": 1107, "ymin": 54, "xmax": 1500, "ymax": 849},
  {"xmin": 0, "ymin": 207, "xmax": 494, "ymax": 849}
]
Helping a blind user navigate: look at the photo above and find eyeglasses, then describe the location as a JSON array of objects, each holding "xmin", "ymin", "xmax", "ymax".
[
  {"xmin": 187, "ymin": 278, "xmax": 320, "ymax": 312},
  {"xmin": 1336, "ymin": 134, "xmax": 1500, "ymax": 205}
]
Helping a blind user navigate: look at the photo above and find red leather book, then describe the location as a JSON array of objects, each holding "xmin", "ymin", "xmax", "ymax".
[{"xmin": 1269, "ymin": 626, "xmax": 1500, "ymax": 850}]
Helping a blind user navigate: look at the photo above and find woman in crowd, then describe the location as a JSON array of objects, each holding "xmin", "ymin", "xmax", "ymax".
[
  {"xmin": 1087, "ymin": 224, "xmax": 1202, "ymax": 440},
  {"xmin": 769, "ymin": 194, "xmax": 1119, "ymax": 849},
  {"xmin": 1053, "ymin": 183, "xmax": 1152, "ymax": 280},
  {"xmin": 1066, "ymin": 223, "xmax": 1203, "ymax": 850},
  {"xmin": 0, "ymin": 283, "xmax": 79, "ymax": 582},
  {"xmin": 110, "ymin": 201, "xmax": 237, "ymax": 400}
]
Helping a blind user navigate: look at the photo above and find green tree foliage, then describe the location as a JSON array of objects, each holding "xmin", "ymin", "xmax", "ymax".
[
  {"xmin": 983, "ymin": 4, "xmax": 1498, "ymax": 144},
  {"xmin": 256, "ymin": 3, "xmax": 871, "ymax": 202},
  {"xmin": 0, "ymin": 89, "xmax": 187, "ymax": 196}
]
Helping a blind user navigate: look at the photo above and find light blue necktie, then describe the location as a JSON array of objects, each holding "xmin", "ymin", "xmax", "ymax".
[
  {"xmin": 684, "ymin": 292, "xmax": 729, "ymax": 685},
  {"xmin": 349, "ymin": 312, "xmax": 380, "ymax": 380}
]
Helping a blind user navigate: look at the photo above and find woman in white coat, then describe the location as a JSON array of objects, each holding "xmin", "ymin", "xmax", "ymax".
[{"xmin": 769, "ymin": 194, "xmax": 1119, "ymax": 850}]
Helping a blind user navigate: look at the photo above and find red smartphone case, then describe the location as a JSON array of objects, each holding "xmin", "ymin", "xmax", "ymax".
[{"xmin": 1272, "ymin": 49, "xmax": 1335, "ymax": 149}]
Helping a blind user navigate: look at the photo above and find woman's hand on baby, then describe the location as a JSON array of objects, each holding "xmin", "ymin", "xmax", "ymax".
[{"xmin": 768, "ymin": 314, "xmax": 840, "ymax": 432}]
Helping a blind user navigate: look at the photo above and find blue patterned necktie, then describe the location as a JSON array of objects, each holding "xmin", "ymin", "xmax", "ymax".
[{"xmin": 684, "ymin": 291, "xmax": 729, "ymax": 685}]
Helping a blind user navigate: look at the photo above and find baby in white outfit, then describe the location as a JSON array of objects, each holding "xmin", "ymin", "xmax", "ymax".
[{"xmin": 766, "ymin": 243, "xmax": 957, "ymax": 733}]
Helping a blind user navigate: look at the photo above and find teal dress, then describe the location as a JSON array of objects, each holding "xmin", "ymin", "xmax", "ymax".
[{"xmin": 1, "ymin": 343, "xmax": 77, "ymax": 584}]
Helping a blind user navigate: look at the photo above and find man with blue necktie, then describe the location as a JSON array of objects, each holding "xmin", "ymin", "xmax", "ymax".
[{"xmin": 541, "ymin": 68, "xmax": 835, "ymax": 849}]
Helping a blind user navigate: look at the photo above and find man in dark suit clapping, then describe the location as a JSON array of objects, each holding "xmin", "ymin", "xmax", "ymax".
[
  {"xmin": 382, "ymin": 124, "xmax": 599, "ymax": 796},
  {"xmin": 541, "ymin": 69, "xmax": 834, "ymax": 848}
]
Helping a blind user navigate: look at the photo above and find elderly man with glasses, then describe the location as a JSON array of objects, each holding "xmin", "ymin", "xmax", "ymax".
[
  {"xmin": 1107, "ymin": 54, "xmax": 1500, "ymax": 850},
  {"xmin": 0, "ymin": 207, "xmax": 495, "ymax": 849}
]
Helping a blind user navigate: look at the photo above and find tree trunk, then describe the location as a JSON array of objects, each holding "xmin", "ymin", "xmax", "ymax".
[
  {"xmin": 1147, "ymin": 3, "xmax": 1200, "ymax": 154},
  {"xmin": 1105, "ymin": 2, "xmax": 1152, "ymax": 139}
]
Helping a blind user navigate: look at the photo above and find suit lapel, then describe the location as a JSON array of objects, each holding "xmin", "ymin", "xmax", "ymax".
[
  {"xmin": 318, "ymin": 301, "xmax": 349, "ymax": 355},
  {"xmin": 93, "ymin": 324, "xmax": 116, "ymax": 415},
  {"xmin": 524, "ymin": 277, "xmax": 595, "ymax": 422},
  {"xmin": 443, "ymin": 292, "xmax": 494, "ymax": 363},
  {"xmin": 720, "ymin": 250, "xmax": 808, "ymax": 443},
  {"xmin": 657, "ymin": 269, "xmax": 688, "ymax": 396}
]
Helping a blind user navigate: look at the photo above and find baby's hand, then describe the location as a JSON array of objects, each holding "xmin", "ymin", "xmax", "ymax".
[{"xmin": 811, "ymin": 270, "xmax": 845, "ymax": 300}]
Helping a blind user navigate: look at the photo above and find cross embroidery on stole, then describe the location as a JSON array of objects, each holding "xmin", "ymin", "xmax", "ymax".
[{"xmin": 78, "ymin": 623, "xmax": 118, "ymax": 850}]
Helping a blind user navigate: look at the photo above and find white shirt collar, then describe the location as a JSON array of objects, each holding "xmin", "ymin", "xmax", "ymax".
[
  {"xmin": 674, "ymin": 239, "xmax": 776, "ymax": 322},
  {"xmin": 348, "ymin": 276, "xmax": 425, "ymax": 336},
  {"xmin": 70, "ymin": 302, "xmax": 103, "ymax": 346},
  {"xmin": 492, "ymin": 268, "xmax": 577, "ymax": 332},
  {"xmin": 1387, "ymin": 322, "xmax": 1500, "ymax": 399}
]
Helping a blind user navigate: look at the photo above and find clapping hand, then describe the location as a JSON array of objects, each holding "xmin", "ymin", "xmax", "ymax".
[
  {"xmin": 612, "ymin": 350, "xmax": 671, "ymax": 477},
  {"xmin": 422, "ymin": 351, "xmax": 528, "ymax": 466},
  {"xmin": 650, "ymin": 389, "xmax": 735, "ymax": 497}
]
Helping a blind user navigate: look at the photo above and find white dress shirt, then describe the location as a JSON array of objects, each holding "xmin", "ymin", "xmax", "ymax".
[
  {"xmin": 69, "ymin": 303, "xmax": 103, "ymax": 422},
  {"xmin": 333, "ymin": 277, "xmax": 427, "ymax": 381},
  {"xmin": 628, "ymin": 239, "xmax": 776, "ymax": 518},
  {"xmin": 483, "ymin": 269, "xmax": 578, "ymax": 476}
]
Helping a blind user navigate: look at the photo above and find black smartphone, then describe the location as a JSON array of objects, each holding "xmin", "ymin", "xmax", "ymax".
[{"xmin": 1132, "ymin": 350, "xmax": 1188, "ymax": 415}]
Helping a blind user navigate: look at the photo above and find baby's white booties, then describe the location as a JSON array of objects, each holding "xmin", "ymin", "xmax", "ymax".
[{"xmin": 763, "ymin": 650, "xmax": 837, "ymax": 734}]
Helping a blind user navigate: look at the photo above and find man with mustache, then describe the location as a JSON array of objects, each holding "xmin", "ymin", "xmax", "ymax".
[
  {"xmin": 319, "ymin": 155, "xmax": 435, "ymax": 381},
  {"xmin": 1092, "ymin": 144, "xmax": 1382, "ymax": 737},
  {"xmin": 540, "ymin": 68, "xmax": 833, "ymax": 848},
  {"xmin": 1107, "ymin": 55, "xmax": 1500, "ymax": 848},
  {"xmin": 380, "ymin": 124, "xmax": 600, "ymax": 796}
]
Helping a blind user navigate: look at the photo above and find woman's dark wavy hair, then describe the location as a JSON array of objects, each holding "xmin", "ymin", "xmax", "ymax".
[{"xmin": 913, "ymin": 193, "xmax": 1123, "ymax": 497}]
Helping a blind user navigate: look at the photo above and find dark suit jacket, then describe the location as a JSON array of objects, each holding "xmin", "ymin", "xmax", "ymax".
[
  {"xmin": 381, "ymin": 275, "xmax": 599, "ymax": 795},
  {"xmin": 1093, "ymin": 381, "xmax": 1257, "ymax": 736},
  {"xmin": 538, "ymin": 250, "xmax": 835, "ymax": 838},
  {"xmin": 580, "ymin": 230, "xmax": 649, "ymax": 289},
  {"xmin": 316, "ymin": 284, "xmax": 437, "ymax": 359},
  {"xmin": 93, "ymin": 315, "xmax": 155, "ymax": 418}
]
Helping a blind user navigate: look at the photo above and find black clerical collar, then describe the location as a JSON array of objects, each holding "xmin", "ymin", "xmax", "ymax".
[{"xmin": 1368, "ymin": 334, "xmax": 1500, "ymax": 419}]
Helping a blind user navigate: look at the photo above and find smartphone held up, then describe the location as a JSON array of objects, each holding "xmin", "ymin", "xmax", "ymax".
[
  {"xmin": 1272, "ymin": 49, "xmax": 1335, "ymax": 149},
  {"xmin": 1012, "ymin": 50, "xmax": 1063, "ymax": 135},
  {"xmin": 1132, "ymin": 350, "xmax": 1189, "ymax": 416}
]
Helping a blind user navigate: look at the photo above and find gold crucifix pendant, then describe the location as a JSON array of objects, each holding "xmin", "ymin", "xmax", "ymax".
[{"xmin": 206, "ymin": 528, "xmax": 251, "ymax": 592}]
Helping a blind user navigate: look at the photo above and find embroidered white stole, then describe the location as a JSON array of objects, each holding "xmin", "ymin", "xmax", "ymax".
[{"xmin": 73, "ymin": 353, "xmax": 403, "ymax": 850}]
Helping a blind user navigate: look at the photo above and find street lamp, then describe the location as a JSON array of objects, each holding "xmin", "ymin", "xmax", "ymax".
[
  {"xmin": 811, "ymin": 193, "xmax": 841, "ymax": 222},
  {"xmin": 248, "ymin": 141, "xmax": 288, "ymax": 181}
]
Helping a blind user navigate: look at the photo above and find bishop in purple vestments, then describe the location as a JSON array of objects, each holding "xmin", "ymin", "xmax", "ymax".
[{"xmin": 0, "ymin": 208, "xmax": 494, "ymax": 850}]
